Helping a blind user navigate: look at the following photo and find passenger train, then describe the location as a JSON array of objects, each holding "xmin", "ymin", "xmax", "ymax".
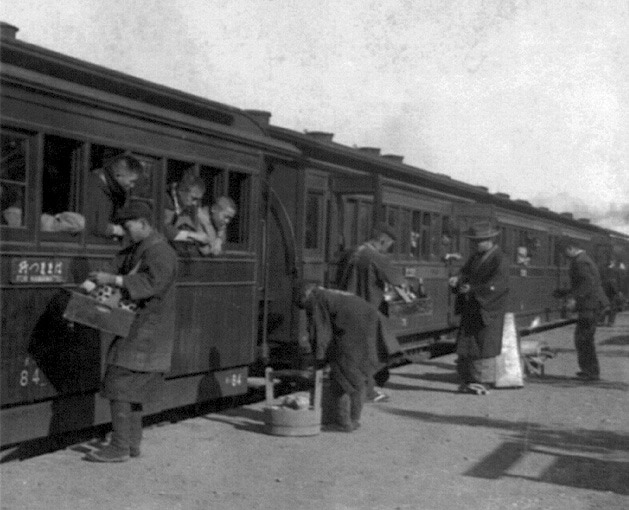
[{"xmin": 1, "ymin": 23, "xmax": 628, "ymax": 448}]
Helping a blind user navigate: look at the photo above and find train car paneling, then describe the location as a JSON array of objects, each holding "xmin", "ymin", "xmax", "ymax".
[
  {"xmin": 0, "ymin": 34, "xmax": 293, "ymax": 446},
  {"xmin": 1, "ymin": 71, "xmax": 262, "ymax": 171}
]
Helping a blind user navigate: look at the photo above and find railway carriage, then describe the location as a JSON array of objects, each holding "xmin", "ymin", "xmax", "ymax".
[
  {"xmin": 0, "ymin": 24, "xmax": 297, "ymax": 447},
  {"xmin": 263, "ymin": 127, "xmax": 629, "ymax": 360},
  {"xmin": 2, "ymin": 23, "xmax": 627, "ymax": 450}
]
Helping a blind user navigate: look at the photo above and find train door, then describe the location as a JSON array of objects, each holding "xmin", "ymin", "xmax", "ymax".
[
  {"xmin": 257, "ymin": 162, "xmax": 299, "ymax": 368},
  {"xmin": 326, "ymin": 173, "xmax": 381, "ymax": 286}
]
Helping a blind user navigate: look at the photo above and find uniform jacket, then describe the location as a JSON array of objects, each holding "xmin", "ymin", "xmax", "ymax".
[
  {"xmin": 335, "ymin": 242, "xmax": 406, "ymax": 310},
  {"xmin": 106, "ymin": 232, "xmax": 178, "ymax": 372},
  {"xmin": 335, "ymin": 243, "xmax": 405, "ymax": 357},
  {"xmin": 305, "ymin": 288, "xmax": 379, "ymax": 394},
  {"xmin": 85, "ymin": 168, "xmax": 128, "ymax": 238},
  {"xmin": 455, "ymin": 245, "xmax": 509, "ymax": 358},
  {"xmin": 569, "ymin": 251, "xmax": 609, "ymax": 314}
]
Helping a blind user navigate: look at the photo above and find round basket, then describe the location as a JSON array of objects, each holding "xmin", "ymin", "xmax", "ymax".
[{"xmin": 263, "ymin": 405, "xmax": 322, "ymax": 436}]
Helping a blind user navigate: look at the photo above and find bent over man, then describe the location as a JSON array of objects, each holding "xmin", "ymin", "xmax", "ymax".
[
  {"xmin": 449, "ymin": 222, "xmax": 509, "ymax": 395},
  {"xmin": 297, "ymin": 284, "xmax": 379, "ymax": 432},
  {"xmin": 86, "ymin": 202, "xmax": 178, "ymax": 462}
]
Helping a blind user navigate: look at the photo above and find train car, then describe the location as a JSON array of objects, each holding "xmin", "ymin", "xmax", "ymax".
[
  {"xmin": 0, "ymin": 23, "xmax": 299, "ymax": 448},
  {"xmin": 261, "ymin": 126, "xmax": 628, "ymax": 362}
]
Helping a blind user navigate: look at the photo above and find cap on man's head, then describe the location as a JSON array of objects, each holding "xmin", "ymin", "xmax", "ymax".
[
  {"xmin": 114, "ymin": 201, "xmax": 153, "ymax": 224},
  {"xmin": 373, "ymin": 222, "xmax": 397, "ymax": 242}
]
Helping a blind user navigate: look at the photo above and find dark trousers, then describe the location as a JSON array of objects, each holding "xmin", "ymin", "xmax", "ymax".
[
  {"xmin": 574, "ymin": 314, "xmax": 600, "ymax": 377},
  {"xmin": 110, "ymin": 400, "xmax": 143, "ymax": 455},
  {"xmin": 329, "ymin": 378, "xmax": 366, "ymax": 428}
]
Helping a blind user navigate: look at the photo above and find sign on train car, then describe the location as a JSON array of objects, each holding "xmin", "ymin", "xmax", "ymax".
[{"xmin": 10, "ymin": 258, "xmax": 70, "ymax": 284}]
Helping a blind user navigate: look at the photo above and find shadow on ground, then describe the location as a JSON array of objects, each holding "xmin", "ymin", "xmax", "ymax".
[{"xmin": 381, "ymin": 407, "xmax": 629, "ymax": 495}]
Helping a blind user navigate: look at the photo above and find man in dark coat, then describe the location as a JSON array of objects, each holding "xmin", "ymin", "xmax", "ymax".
[
  {"xmin": 298, "ymin": 284, "xmax": 379, "ymax": 432},
  {"xmin": 335, "ymin": 223, "xmax": 408, "ymax": 402},
  {"xmin": 85, "ymin": 154, "xmax": 142, "ymax": 239},
  {"xmin": 554, "ymin": 238, "xmax": 609, "ymax": 381},
  {"xmin": 600, "ymin": 262, "xmax": 623, "ymax": 327},
  {"xmin": 449, "ymin": 221, "xmax": 509, "ymax": 394},
  {"xmin": 85, "ymin": 202, "xmax": 178, "ymax": 461}
]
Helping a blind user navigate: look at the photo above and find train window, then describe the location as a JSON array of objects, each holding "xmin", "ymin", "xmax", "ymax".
[
  {"xmin": 226, "ymin": 170, "xmax": 250, "ymax": 245},
  {"xmin": 386, "ymin": 206, "xmax": 400, "ymax": 253},
  {"xmin": 357, "ymin": 201, "xmax": 372, "ymax": 245},
  {"xmin": 39, "ymin": 135, "xmax": 85, "ymax": 239},
  {"xmin": 304, "ymin": 191, "xmax": 324, "ymax": 250},
  {"xmin": 411, "ymin": 211, "xmax": 421, "ymax": 258},
  {"xmin": 86, "ymin": 145, "xmax": 157, "ymax": 242},
  {"xmin": 1, "ymin": 132, "xmax": 27, "ymax": 229},
  {"xmin": 430, "ymin": 213, "xmax": 442, "ymax": 261},
  {"xmin": 343, "ymin": 199, "xmax": 357, "ymax": 248},
  {"xmin": 200, "ymin": 165, "xmax": 224, "ymax": 206},
  {"xmin": 400, "ymin": 208, "xmax": 411, "ymax": 257}
]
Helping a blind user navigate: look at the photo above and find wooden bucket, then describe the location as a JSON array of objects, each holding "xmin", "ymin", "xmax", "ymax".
[{"xmin": 263, "ymin": 368, "xmax": 322, "ymax": 436}]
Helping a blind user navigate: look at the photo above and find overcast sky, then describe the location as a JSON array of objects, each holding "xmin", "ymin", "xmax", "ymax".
[{"xmin": 2, "ymin": 0, "xmax": 628, "ymax": 233}]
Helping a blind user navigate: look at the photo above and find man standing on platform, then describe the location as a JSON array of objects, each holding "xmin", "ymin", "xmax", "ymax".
[
  {"xmin": 554, "ymin": 238, "xmax": 609, "ymax": 381},
  {"xmin": 85, "ymin": 202, "xmax": 178, "ymax": 462},
  {"xmin": 335, "ymin": 223, "xmax": 409, "ymax": 402},
  {"xmin": 449, "ymin": 221, "xmax": 509, "ymax": 395}
]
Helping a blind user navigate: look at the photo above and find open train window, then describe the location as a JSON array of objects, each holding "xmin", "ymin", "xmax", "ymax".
[
  {"xmin": 1, "ymin": 132, "xmax": 28, "ymax": 230},
  {"xmin": 39, "ymin": 135, "xmax": 85, "ymax": 241},
  {"xmin": 86, "ymin": 145, "xmax": 157, "ymax": 243},
  {"xmin": 198, "ymin": 165, "xmax": 251, "ymax": 250},
  {"xmin": 304, "ymin": 190, "xmax": 324, "ymax": 251}
]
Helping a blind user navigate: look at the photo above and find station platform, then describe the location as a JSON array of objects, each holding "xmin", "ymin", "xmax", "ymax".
[{"xmin": 2, "ymin": 313, "xmax": 628, "ymax": 510}]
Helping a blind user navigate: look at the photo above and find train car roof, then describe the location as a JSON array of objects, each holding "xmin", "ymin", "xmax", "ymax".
[
  {"xmin": 270, "ymin": 124, "xmax": 625, "ymax": 238},
  {"xmin": 0, "ymin": 23, "xmax": 299, "ymax": 159}
]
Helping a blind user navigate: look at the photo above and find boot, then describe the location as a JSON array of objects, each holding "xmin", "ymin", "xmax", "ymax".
[
  {"xmin": 86, "ymin": 401, "xmax": 130, "ymax": 462},
  {"xmin": 129, "ymin": 403, "xmax": 143, "ymax": 458}
]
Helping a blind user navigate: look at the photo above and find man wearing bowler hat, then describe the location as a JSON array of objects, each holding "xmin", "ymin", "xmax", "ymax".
[
  {"xmin": 85, "ymin": 201, "xmax": 178, "ymax": 461},
  {"xmin": 449, "ymin": 221, "xmax": 509, "ymax": 395}
]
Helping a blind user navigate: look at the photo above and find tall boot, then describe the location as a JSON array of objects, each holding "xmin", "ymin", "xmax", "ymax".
[
  {"xmin": 129, "ymin": 403, "xmax": 143, "ymax": 458},
  {"xmin": 86, "ymin": 400, "xmax": 130, "ymax": 462}
]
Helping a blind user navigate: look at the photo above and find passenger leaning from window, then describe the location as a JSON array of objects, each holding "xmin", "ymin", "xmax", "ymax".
[
  {"xmin": 164, "ymin": 172, "xmax": 209, "ymax": 251},
  {"xmin": 164, "ymin": 174, "xmax": 236, "ymax": 256},
  {"xmin": 86, "ymin": 154, "xmax": 142, "ymax": 239},
  {"xmin": 204, "ymin": 196, "xmax": 237, "ymax": 255}
]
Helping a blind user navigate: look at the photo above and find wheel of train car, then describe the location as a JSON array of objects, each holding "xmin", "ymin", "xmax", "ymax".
[{"xmin": 374, "ymin": 367, "xmax": 390, "ymax": 387}]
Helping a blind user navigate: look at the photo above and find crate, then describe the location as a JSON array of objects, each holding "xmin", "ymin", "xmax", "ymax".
[
  {"xmin": 263, "ymin": 368, "xmax": 322, "ymax": 436},
  {"xmin": 63, "ymin": 291, "xmax": 135, "ymax": 338}
]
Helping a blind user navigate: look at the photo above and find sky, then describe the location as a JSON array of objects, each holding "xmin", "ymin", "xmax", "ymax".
[{"xmin": 1, "ymin": 0, "xmax": 628, "ymax": 233}]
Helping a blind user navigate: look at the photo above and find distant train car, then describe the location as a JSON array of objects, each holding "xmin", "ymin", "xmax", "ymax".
[
  {"xmin": 0, "ymin": 24, "xmax": 298, "ymax": 447},
  {"xmin": 262, "ymin": 127, "xmax": 629, "ymax": 362}
]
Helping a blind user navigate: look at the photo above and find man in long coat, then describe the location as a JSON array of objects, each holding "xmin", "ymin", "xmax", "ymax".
[
  {"xmin": 298, "ymin": 284, "xmax": 379, "ymax": 432},
  {"xmin": 449, "ymin": 221, "xmax": 509, "ymax": 394},
  {"xmin": 85, "ymin": 201, "xmax": 178, "ymax": 461},
  {"xmin": 335, "ymin": 223, "xmax": 408, "ymax": 401},
  {"xmin": 554, "ymin": 238, "xmax": 609, "ymax": 381}
]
